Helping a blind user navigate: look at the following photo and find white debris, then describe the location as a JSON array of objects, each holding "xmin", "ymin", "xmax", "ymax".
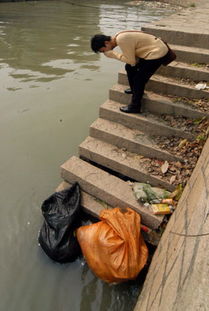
[{"xmin": 195, "ymin": 82, "xmax": 207, "ymax": 90}]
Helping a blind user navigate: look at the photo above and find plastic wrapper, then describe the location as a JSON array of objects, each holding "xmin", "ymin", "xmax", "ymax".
[{"xmin": 133, "ymin": 183, "xmax": 170, "ymax": 203}]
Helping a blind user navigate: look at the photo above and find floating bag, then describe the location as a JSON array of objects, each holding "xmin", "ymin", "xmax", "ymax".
[
  {"xmin": 77, "ymin": 208, "xmax": 148, "ymax": 283},
  {"xmin": 38, "ymin": 183, "xmax": 81, "ymax": 263}
]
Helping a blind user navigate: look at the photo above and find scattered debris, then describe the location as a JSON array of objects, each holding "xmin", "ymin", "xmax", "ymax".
[
  {"xmin": 169, "ymin": 175, "xmax": 176, "ymax": 184},
  {"xmin": 133, "ymin": 183, "xmax": 171, "ymax": 204},
  {"xmin": 167, "ymin": 95, "xmax": 209, "ymax": 112},
  {"xmin": 161, "ymin": 160, "xmax": 169, "ymax": 174},
  {"xmin": 126, "ymin": 0, "xmax": 182, "ymax": 10},
  {"xmin": 152, "ymin": 203, "xmax": 172, "ymax": 215},
  {"xmin": 170, "ymin": 184, "xmax": 183, "ymax": 201},
  {"xmin": 161, "ymin": 198, "xmax": 174, "ymax": 205},
  {"xmin": 151, "ymin": 117, "xmax": 209, "ymax": 186},
  {"xmin": 195, "ymin": 82, "xmax": 208, "ymax": 90},
  {"xmin": 159, "ymin": 115, "xmax": 208, "ymax": 135},
  {"xmin": 191, "ymin": 63, "xmax": 209, "ymax": 70}
]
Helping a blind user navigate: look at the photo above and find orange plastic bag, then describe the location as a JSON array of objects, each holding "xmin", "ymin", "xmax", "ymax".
[{"xmin": 76, "ymin": 207, "xmax": 148, "ymax": 283}]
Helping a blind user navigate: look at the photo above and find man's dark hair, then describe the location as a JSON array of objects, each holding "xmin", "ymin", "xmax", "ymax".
[{"xmin": 91, "ymin": 34, "xmax": 111, "ymax": 53}]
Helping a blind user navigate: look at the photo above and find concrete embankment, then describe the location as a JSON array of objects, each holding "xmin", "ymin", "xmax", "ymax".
[
  {"xmin": 134, "ymin": 1, "xmax": 209, "ymax": 310},
  {"xmin": 134, "ymin": 137, "xmax": 209, "ymax": 311}
]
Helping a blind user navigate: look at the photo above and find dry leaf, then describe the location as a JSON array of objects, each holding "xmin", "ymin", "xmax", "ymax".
[
  {"xmin": 121, "ymin": 153, "xmax": 127, "ymax": 159},
  {"xmin": 161, "ymin": 161, "xmax": 169, "ymax": 174},
  {"xmin": 170, "ymin": 175, "xmax": 176, "ymax": 184},
  {"xmin": 178, "ymin": 139, "xmax": 188, "ymax": 148}
]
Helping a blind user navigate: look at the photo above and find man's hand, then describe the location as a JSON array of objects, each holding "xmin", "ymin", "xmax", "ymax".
[{"xmin": 104, "ymin": 50, "xmax": 115, "ymax": 57}]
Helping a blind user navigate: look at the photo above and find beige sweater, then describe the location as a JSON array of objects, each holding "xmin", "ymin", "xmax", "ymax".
[{"xmin": 104, "ymin": 30, "xmax": 168, "ymax": 65}]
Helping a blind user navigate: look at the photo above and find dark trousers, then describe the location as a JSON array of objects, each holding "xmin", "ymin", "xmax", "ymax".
[{"xmin": 125, "ymin": 56, "xmax": 165, "ymax": 109}]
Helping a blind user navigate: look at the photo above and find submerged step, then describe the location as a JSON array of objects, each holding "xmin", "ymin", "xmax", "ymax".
[
  {"xmin": 118, "ymin": 72, "xmax": 209, "ymax": 99},
  {"xmin": 90, "ymin": 118, "xmax": 183, "ymax": 162},
  {"xmin": 110, "ymin": 83, "xmax": 207, "ymax": 119},
  {"xmin": 100, "ymin": 99, "xmax": 193, "ymax": 139},
  {"xmin": 79, "ymin": 136, "xmax": 175, "ymax": 192},
  {"xmin": 60, "ymin": 156, "xmax": 163, "ymax": 229}
]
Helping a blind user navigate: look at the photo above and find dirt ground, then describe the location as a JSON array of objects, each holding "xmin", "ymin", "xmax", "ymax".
[
  {"xmin": 129, "ymin": 0, "xmax": 198, "ymax": 8},
  {"xmin": 157, "ymin": 0, "xmax": 197, "ymax": 7}
]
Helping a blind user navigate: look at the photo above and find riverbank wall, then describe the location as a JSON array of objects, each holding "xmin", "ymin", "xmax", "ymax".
[
  {"xmin": 134, "ymin": 136, "xmax": 209, "ymax": 311},
  {"xmin": 134, "ymin": 0, "xmax": 209, "ymax": 310}
]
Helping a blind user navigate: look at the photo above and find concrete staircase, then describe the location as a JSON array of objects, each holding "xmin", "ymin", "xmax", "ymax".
[{"xmin": 58, "ymin": 26, "xmax": 209, "ymax": 231}]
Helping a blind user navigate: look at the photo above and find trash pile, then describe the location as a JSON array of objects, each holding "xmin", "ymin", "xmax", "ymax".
[
  {"xmin": 133, "ymin": 182, "xmax": 183, "ymax": 215},
  {"xmin": 38, "ymin": 183, "xmax": 148, "ymax": 284}
]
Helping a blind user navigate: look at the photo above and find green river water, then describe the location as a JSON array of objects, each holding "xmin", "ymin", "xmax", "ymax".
[{"xmin": 0, "ymin": 1, "xmax": 176, "ymax": 310}]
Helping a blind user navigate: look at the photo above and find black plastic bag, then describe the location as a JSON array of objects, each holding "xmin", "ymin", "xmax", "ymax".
[{"xmin": 38, "ymin": 182, "xmax": 82, "ymax": 263}]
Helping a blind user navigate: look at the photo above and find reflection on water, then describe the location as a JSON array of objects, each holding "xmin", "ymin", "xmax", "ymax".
[
  {"xmin": 0, "ymin": 1, "xmax": 176, "ymax": 310},
  {"xmin": 0, "ymin": 0, "xmax": 175, "ymax": 87}
]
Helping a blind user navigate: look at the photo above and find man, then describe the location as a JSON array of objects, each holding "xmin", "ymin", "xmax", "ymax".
[{"xmin": 91, "ymin": 30, "xmax": 175, "ymax": 113}]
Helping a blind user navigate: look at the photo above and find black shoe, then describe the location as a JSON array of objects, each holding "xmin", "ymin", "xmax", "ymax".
[
  {"xmin": 120, "ymin": 105, "xmax": 140, "ymax": 113},
  {"xmin": 124, "ymin": 88, "xmax": 133, "ymax": 94}
]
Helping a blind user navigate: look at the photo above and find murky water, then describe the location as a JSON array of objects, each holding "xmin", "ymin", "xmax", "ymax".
[{"xmin": 0, "ymin": 1, "xmax": 176, "ymax": 310}]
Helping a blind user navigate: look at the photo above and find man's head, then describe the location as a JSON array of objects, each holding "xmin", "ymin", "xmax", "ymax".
[{"xmin": 91, "ymin": 34, "xmax": 113, "ymax": 53}]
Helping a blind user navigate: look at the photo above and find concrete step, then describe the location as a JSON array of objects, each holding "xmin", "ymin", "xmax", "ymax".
[
  {"xmin": 118, "ymin": 72, "xmax": 209, "ymax": 99},
  {"xmin": 141, "ymin": 25, "xmax": 209, "ymax": 49},
  {"xmin": 99, "ymin": 99, "xmax": 193, "ymax": 140},
  {"xmin": 90, "ymin": 118, "xmax": 183, "ymax": 162},
  {"xmin": 60, "ymin": 156, "xmax": 163, "ymax": 229},
  {"xmin": 170, "ymin": 44, "xmax": 209, "ymax": 65},
  {"xmin": 157, "ymin": 61, "xmax": 209, "ymax": 82},
  {"xmin": 79, "ymin": 136, "xmax": 175, "ymax": 192},
  {"xmin": 109, "ymin": 84, "xmax": 207, "ymax": 119},
  {"xmin": 56, "ymin": 181, "xmax": 161, "ymax": 246}
]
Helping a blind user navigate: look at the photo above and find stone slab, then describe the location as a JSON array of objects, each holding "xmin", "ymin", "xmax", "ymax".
[
  {"xmin": 56, "ymin": 181, "xmax": 161, "ymax": 246},
  {"xmin": 110, "ymin": 84, "xmax": 207, "ymax": 119},
  {"xmin": 90, "ymin": 118, "xmax": 183, "ymax": 162},
  {"xmin": 147, "ymin": 75, "xmax": 209, "ymax": 99},
  {"xmin": 99, "ymin": 100, "xmax": 193, "ymax": 139},
  {"xmin": 118, "ymin": 72, "xmax": 209, "ymax": 99},
  {"xmin": 170, "ymin": 44, "xmax": 209, "ymax": 64},
  {"xmin": 158, "ymin": 61, "xmax": 209, "ymax": 82},
  {"xmin": 60, "ymin": 156, "xmax": 163, "ymax": 229},
  {"xmin": 142, "ymin": 26, "xmax": 209, "ymax": 49},
  {"xmin": 79, "ymin": 136, "xmax": 175, "ymax": 191}
]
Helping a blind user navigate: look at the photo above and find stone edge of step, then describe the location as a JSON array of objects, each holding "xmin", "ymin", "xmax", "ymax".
[
  {"xmin": 79, "ymin": 136, "xmax": 176, "ymax": 192},
  {"xmin": 60, "ymin": 156, "xmax": 163, "ymax": 229},
  {"xmin": 100, "ymin": 99, "xmax": 194, "ymax": 140},
  {"xmin": 90, "ymin": 118, "xmax": 183, "ymax": 162},
  {"xmin": 56, "ymin": 180, "xmax": 161, "ymax": 246},
  {"xmin": 109, "ymin": 84, "xmax": 208, "ymax": 119}
]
